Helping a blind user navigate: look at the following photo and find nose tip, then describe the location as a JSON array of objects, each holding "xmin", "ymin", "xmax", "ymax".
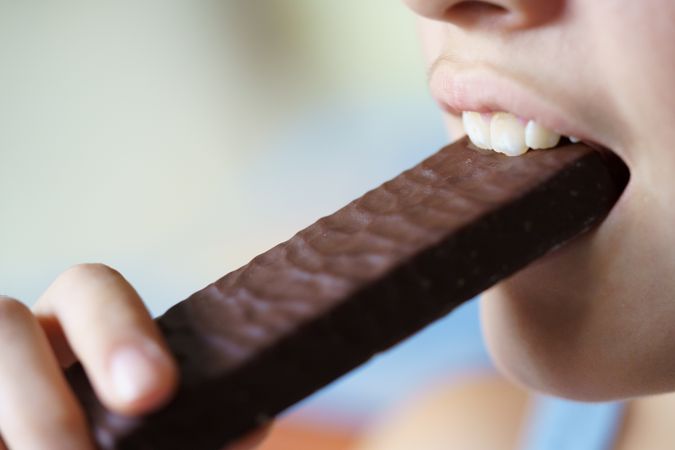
[{"xmin": 404, "ymin": 0, "xmax": 562, "ymax": 29}]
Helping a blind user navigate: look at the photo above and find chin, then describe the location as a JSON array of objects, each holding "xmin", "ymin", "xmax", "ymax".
[{"xmin": 476, "ymin": 202, "xmax": 673, "ymax": 402}]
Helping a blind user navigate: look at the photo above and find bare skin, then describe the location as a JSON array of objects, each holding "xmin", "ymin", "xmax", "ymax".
[
  {"xmin": 357, "ymin": 374, "xmax": 675, "ymax": 450},
  {"xmin": 0, "ymin": 264, "xmax": 261, "ymax": 449},
  {"xmin": 356, "ymin": 374, "xmax": 529, "ymax": 450},
  {"xmin": 5, "ymin": 1, "xmax": 674, "ymax": 447},
  {"xmin": 408, "ymin": 0, "xmax": 675, "ymax": 402},
  {"xmin": 360, "ymin": 0, "xmax": 675, "ymax": 447}
]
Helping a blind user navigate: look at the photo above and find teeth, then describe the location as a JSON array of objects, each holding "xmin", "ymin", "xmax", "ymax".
[
  {"xmin": 490, "ymin": 112, "xmax": 528, "ymax": 156},
  {"xmin": 462, "ymin": 112, "xmax": 492, "ymax": 150},
  {"xmin": 569, "ymin": 136, "xmax": 581, "ymax": 143},
  {"xmin": 461, "ymin": 110, "xmax": 573, "ymax": 156},
  {"xmin": 525, "ymin": 120, "xmax": 561, "ymax": 149}
]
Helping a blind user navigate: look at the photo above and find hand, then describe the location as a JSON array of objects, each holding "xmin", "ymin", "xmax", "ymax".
[{"xmin": 0, "ymin": 263, "xmax": 265, "ymax": 450}]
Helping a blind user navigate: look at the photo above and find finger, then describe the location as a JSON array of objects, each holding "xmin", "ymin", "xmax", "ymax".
[
  {"xmin": 33, "ymin": 264, "xmax": 178, "ymax": 416},
  {"xmin": 37, "ymin": 312, "xmax": 77, "ymax": 368},
  {"xmin": 0, "ymin": 296, "xmax": 94, "ymax": 450}
]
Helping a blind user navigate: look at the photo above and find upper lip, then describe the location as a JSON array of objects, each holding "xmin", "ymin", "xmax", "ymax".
[{"xmin": 428, "ymin": 57, "xmax": 608, "ymax": 148}]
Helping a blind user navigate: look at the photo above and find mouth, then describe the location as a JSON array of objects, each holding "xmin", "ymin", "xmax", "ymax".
[
  {"xmin": 428, "ymin": 57, "xmax": 632, "ymax": 261},
  {"xmin": 428, "ymin": 60, "xmax": 619, "ymax": 158}
]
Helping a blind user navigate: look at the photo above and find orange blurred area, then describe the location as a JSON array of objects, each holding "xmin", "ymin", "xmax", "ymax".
[{"xmin": 259, "ymin": 419, "xmax": 357, "ymax": 450}]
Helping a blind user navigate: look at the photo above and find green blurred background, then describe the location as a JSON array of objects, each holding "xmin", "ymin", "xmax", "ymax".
[
  {"xmin": 0, "ymin": 1, "xmax": 439, "ymax": 308},
  {"xmin": 0, "ymin": 2, "xmax": 492, "ymax": 449}
]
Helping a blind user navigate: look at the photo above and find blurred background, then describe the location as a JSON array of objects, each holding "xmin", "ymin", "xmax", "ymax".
[{"xmin": 0, "ymin": 1, "xmax": 494, "ymax": 448}]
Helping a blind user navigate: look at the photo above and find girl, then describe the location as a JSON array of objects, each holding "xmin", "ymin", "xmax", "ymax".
[
  {"xmin": 3, "ymin": 1, "xmax": 673, "ymax": 449},
  {"xmin": 361, "ymin": 1, "xmax": 675, "ymax": 449}
]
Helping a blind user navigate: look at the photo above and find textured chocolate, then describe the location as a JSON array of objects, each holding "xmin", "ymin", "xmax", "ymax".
[{"xmin": 67, "ymin": 137, "xmax": 628, "ymax": 450}]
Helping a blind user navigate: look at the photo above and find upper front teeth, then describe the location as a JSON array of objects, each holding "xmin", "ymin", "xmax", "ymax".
[
  {"xmin": 525, "ymin": 120, "xmax": 561, "ymax": 150},
  {"xmin": 461, "ymin": 112, "xmax": 492, "ymax": 150},
  {"xmin": 491, "ymin": 112, "xmax": 528, "ymax": 156},
  {"xmin": 462, "ymin": 111, "xmax": 562, "ymax": 156}
]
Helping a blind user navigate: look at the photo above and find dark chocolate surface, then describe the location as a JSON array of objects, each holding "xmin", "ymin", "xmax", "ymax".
[{"xmin": 67, "ymin": 137, "xmax": 628, "ymax": 449}]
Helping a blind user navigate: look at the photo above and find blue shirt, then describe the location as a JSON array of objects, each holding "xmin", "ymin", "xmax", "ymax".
[{"xmin": 520, "ymin": 396, "xmax": 625, "ymax": 450}]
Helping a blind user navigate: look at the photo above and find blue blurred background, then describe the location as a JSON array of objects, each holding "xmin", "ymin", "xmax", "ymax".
[{"xmin": 0, "ymin": 2, "xmax": 494, "ymax": 448}]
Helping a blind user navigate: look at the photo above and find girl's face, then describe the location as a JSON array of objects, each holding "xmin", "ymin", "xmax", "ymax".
[{"xmin": 406, "ymin": 0, "xmax": 675, "ymax": 401}]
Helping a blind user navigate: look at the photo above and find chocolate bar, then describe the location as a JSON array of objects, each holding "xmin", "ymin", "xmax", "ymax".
[{"xmin": 67, "ymin": 137, "xmax": 628, "ymax": 449}]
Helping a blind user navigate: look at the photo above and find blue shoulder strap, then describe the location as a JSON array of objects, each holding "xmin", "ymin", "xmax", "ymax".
[{"xmin": 519, "ymin": 395, "xmax": 625, "ymax": 450}]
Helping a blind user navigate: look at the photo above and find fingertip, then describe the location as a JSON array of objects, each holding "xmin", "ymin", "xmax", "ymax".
[
  {"xmin": 104, "ymin": 341, "xmax": 179, "ymax": 416},
  {"xmin": 0, "ymin": 294, "xmax": 31, "ymax": 326},
  {"xmin": 0, "ymin": 296, "xmax": 29, "ymax": 320},
  {"xmin": 37, "ymin": 262, "xmax": 181, "ymax": 417}
]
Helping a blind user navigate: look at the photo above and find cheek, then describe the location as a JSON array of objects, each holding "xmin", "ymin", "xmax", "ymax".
[{"xmin": 584, "ymin": 0, "xmax": 675, "ymax": 156}]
